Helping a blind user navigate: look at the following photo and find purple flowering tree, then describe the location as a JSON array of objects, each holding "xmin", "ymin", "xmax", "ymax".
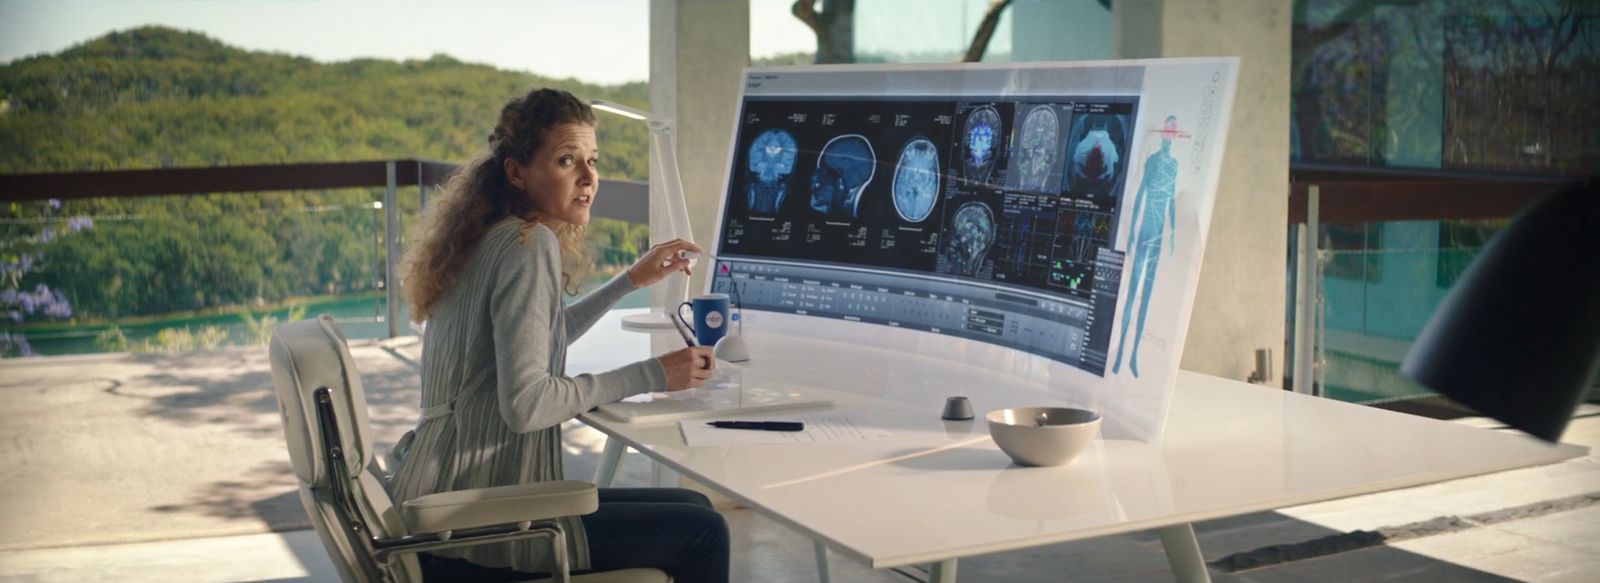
[{"xmin": 2, "ymin": 199, "xmax": 93, "ymax": 357}]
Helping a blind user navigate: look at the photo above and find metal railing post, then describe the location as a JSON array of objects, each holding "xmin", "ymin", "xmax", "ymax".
[
  {"xmin": 1292, "ymin": 185, "xmax": 1320, "ymax": 395},
  {"xmin": 385, "ymin": 162, "xmax": 400, "ymax": 339}
]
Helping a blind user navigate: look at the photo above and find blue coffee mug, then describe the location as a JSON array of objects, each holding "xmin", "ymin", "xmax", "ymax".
[{"xmin": 676, "ymin": 293, "xmax": 731, "ymax": 346}]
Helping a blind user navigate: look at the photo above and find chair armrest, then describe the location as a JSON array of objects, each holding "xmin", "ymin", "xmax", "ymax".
[{"xmin": 401, "ymin": 480, "xmax": 599, "ymax": 534}]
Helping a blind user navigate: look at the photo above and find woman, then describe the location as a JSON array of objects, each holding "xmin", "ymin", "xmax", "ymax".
[{"xmin": 393, "ymin": 88, "xmax": 728, "ymax": 582}]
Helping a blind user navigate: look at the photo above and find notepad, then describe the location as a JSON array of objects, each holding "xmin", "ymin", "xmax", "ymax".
[{"xmin": 679, "ymin": 413, "xmax": 889, "ymax": 447}]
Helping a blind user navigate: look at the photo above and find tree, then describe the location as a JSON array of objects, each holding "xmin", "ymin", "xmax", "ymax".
[
  {"xmin": 792, "ymin": 0, "xmax": 857, "ymax": 64},
  {"xmin": 1, "ymin": 199, "xmax": 91, "ymax": 356},
  {"xmin": 963, "ymin": 0, "xmax": 1014, "ymax": 62}
]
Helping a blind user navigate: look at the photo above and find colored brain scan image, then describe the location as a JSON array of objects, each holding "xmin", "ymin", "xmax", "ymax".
[
  {"xmin": 1073, "ymin": 127, "xmax": 1120, "ymax": 182},
  {"xmin": 1013, "ymin": 105, "xmax": 1060, "ymax": 192},
  {"xmin": 963, "ymin": 106, "xmax": 1000, "ymax": 185},
  {"xmin": 942, "ymin": 201, "xmax": 995, "ymax": 276},
  {"xmin": 1064, "ymin": 112, "xmax": 1130, "ymax": 197},
  {"xmin": 809, "ymin": 134, "xmax": 876, "ymax": 219},
  {"xmin": 891, "ymin": 137, "xmax": 940, "ymax": 222},
  {"xmin": 747, "ymin": 129, "xmax": 798, "ymax": 214}
]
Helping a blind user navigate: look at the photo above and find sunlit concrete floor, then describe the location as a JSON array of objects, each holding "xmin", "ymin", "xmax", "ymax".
[{"xmin": 1, "ymin": 339, "xmax": 1594, "ymax": 582}]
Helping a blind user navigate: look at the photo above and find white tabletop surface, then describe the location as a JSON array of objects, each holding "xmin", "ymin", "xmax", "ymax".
[{"xmin": 572, "ymin": 310, "xmax": 1586, "ymax": 569}]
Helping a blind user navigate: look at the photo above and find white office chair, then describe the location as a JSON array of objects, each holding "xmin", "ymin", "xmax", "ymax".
[{"xmin": 268, "ymin": 315, "xmax": 669, "ymax": 583}]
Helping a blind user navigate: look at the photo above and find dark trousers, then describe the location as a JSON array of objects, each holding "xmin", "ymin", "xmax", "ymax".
[
  {"xmin": 581, "ymin": 487, "xmax": 730, "ymax": 582},
  {"xmin": 418, "ymin": 487, "xmax": 730, "ymax": 583}
]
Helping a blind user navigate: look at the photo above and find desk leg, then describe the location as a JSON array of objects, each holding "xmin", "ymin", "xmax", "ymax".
[
  {"xmin": 594, "ymin": 436, "xmax": 626, "ymax": 487},
  {"xmin": 929, "ymin": 559, "xmax": 958, "ymax": 583},
  {"xmin": 813, "ymin": 541, "xmax": 831, "ymax": 583},
  {"xmin": 1157, "ymin": 523, "xmax": 1211, "ymax": 583}
]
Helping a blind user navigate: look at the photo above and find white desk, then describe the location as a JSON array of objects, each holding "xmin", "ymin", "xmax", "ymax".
[{"xmin": 570, "ymin": 310, "xmax": 1586, "ymax": 582}]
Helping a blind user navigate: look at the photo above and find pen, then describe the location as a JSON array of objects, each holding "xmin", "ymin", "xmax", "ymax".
[
  {"xmin": 705, "ymin": 421, "xmax": 805, "ymax": 432},
  {"xmin": 661, "ymin": 250, "xmax": 711, "ymax": 267},
  {"xmin": 669, "ymin": 310, "xmax": 697, "ymax": 347}
]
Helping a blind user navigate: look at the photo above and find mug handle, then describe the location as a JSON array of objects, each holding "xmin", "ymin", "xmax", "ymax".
[{"xmin": 675, "ymin": 301, "xmax": 695, "ymax": 331}]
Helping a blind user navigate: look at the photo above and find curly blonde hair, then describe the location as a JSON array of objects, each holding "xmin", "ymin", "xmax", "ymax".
[{"xmin": 401, "ymin": 88, "xmax": 597, "ymax": 322}]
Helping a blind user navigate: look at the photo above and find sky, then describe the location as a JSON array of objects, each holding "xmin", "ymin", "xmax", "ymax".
[{"xmin": 0, "ymin": 0, "xmax": 818, "ymax": 85}]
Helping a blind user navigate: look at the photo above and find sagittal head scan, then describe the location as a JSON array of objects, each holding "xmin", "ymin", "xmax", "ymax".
[
  {"xmin": 943, "ymin": 201, "xmax": 996, "ymax": 276},
  {"xmin": 891, "ymin": 137, "xmax": 940, "ymax": 222},
  {"xmin": 963, "ymin": 106, "xmax": 1001, "ymax": 185},
  {"xmin": 747, "ymin": 129, "xmax": 798, "ymax": 214},
  {"xmin": 809, "ymin": 134, "xmax": 876, "ymax": 219},
  {"xmin": 1013, "ymin": 105, "xmax": 1060, "ymax": 192}
]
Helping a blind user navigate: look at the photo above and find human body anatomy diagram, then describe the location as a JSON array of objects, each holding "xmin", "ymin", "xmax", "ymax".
[{"xmin": 1113, "ymin": 116, "xmax": 1182, "ymax": 378}]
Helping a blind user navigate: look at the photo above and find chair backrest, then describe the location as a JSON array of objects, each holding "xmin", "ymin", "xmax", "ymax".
[
  {"xmin": 269, "ymin": 316, "xmax": 376, "ymax": 487},
  {"xmin": 269, "ymin": 316, "xmax": 418, "ymax": 582}
]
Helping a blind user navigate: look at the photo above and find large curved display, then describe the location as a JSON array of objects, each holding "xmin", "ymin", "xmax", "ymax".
[
  {"xmin": 713, "ymin": 91, "xmax": 1141, "ymax": 376},
  {"xmin": 710, "ymin": 61, "xmax": 1236, "ymax": 387},
  {"xmin": 708, "ymin": 61, "xmax": 1240, "ymax": 443}
]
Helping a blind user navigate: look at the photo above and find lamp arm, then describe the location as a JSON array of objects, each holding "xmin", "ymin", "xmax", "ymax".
[{"xmin": 649, "ymin": 125, "xmax": 694, "ymax": 245}]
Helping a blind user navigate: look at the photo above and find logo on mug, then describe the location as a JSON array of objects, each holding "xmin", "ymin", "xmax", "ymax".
[{"xmin": 705, "ymin": 311, "xmax": 724, "ymax": 329}]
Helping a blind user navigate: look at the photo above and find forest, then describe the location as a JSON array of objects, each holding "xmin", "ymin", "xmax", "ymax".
[{"xmin": 0, "ymin": 27, "xmax": 656, "ymax": 355}]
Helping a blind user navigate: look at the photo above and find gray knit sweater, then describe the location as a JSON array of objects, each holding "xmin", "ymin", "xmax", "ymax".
[{"xmin": 387, "ymin": 219, "xmax": 666, "ymax": 572}]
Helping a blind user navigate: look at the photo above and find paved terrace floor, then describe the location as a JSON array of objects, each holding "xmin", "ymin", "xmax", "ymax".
[{"xmin": 0, "ymin": 337, "xmax": 1595, "ymax": 582}]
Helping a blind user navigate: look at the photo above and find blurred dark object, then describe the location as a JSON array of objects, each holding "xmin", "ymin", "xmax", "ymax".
[{"xmin": 1402, "ymin": 178, "xmax": 1600, "ymax": 442}]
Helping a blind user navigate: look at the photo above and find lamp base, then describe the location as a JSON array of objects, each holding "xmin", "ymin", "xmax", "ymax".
[
  {"xmin": 621, "ymin": 311, "xmax": 678, "ymax": 331},
  {"xmin": 714, "ymin": 334, "xmax": 751, "ymax": 362}
]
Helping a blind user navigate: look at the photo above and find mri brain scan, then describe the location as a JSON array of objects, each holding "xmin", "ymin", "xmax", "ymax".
[
  {"xmin": 809, "ymin": 134, "xmax": 876, "ymax": 219},
  {"xmin": 1014, "ymin": 105, "xmax": 1060, "ymax": 191},
  {"xmin": 1073, "ymin": 126, "xmax": 1120, "ymax": 182},
  {"xmin": 962, "ymin": 106, "xmax": 1001, "ymax": 185},
  {"xmin": 943, "ymin": 201, "xmax": 995, "ymax": 276},
  {"xmin": 891, "ymin": 137, "xmax": 940, "ymax": 222},
  {"xmin": 747, "ymin": 129, "xmax": 798, "ymax": 214}
]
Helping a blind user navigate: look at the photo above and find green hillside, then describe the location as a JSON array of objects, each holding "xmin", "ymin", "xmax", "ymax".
[
  {"xmin": 0, "ymin": 27, "xmax": 653, "ymax": 355},
  {"xmin": 0, "ymin": 26, "xmax": 651, "ymax": 175}
]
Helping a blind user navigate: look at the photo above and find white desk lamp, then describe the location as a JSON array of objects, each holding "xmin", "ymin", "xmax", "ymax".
[{"xmin": 591, "ymin": 100, "xmax": 695, "ymax": 331}]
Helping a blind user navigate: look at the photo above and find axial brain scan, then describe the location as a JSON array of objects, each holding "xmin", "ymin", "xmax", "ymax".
[
  {"xmin": 1014, "ymin": 105, "xmax": 1060, "ymax": 191},
  {"xmin": 943, "ymin": 201, "xmax": 996, "ymax": 276},
  {"xmin": 963, "ymin": 106, "xmax": 1001, "ymax": 185},
  {"xmin": 891, "ymin": 137, "xmax": 940, "ymax": 222},
  {"xmin": 747, "ymin": 129, "xmax": 798, "ymax": 214},
  {"xmin": 809, "ymin": 134, "xmax": 877, "ymax": 219}
]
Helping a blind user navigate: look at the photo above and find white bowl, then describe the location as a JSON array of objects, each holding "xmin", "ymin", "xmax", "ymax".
[{"xmin": 987, "ymin": 407, "xmax": 1102, "ymax": 467}]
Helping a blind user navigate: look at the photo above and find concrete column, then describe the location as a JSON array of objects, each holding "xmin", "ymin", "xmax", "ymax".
[
  {"xmin": 650, "ymin": 0, "xmax": 749, "ymax": 294},
  {"xmin": 650, "ymin": 0, "xmax": 749, "ymax": 505},
  {"xmin": 1114, "ymin": 0, "xmax": 1291, "ymax": 386}
]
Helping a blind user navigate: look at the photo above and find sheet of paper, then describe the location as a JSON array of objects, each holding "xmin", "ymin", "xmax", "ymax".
[{"xmin": 680, "ymin": 413, "xmax": 890, "ymax": 447}]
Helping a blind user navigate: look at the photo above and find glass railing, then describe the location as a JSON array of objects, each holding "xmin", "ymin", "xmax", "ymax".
[
  {"xmin": 1303, "ymin": 219, "xmax": 1505, "ymax": 403},
  {"xmin": 1, "ymin": 163, "xmax": 650, "ymax": 358},
  {"xmin": 3, "ymin": 189, "xmax": 395, "ymax": 356}
]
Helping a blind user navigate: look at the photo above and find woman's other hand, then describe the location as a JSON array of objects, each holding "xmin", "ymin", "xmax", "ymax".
[
  {"xmin": 657, "ymin": 346, "xmax": 715, "ymax": 391},
  {"xmin": 627, "ymin": 239, "xmax": 703, "ymax": 288}
]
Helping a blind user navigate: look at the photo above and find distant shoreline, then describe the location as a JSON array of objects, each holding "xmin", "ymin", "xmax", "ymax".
[
  {"xmin": 9, "ymin": 265, "xmax": 632, "ymax": 334},
  {"xmin": 7, "ymin": 290, "xmax": 387, "ymax": 333}
]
